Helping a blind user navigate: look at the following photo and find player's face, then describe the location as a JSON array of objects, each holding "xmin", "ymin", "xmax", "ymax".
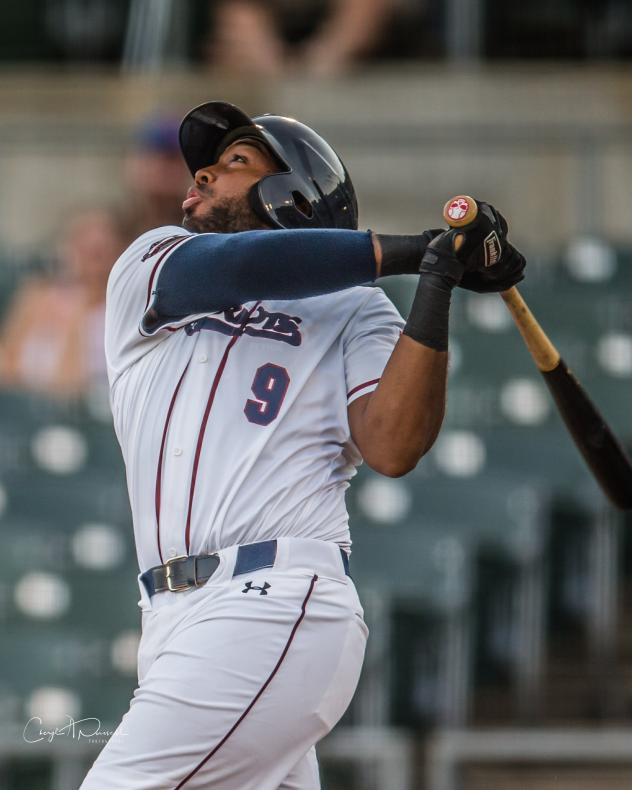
[{"xmin": 182, "ymin": 140, "xmax": 279, "ymax": 233}]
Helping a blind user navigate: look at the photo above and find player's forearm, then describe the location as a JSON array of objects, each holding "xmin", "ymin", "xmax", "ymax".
[{"xmin": 349, "ymin": 336, "xmax": 447, "ymax": 477}]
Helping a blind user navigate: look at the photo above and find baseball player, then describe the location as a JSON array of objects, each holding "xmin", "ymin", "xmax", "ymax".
[{"xmin": 80, "ymin": 101, "xmax": 525, "ymax": 789}]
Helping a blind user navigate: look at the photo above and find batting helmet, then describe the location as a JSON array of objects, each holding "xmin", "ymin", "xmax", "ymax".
[{"xmin": 179, "ymin": 101, "xmax": 358, "ymax": 230}]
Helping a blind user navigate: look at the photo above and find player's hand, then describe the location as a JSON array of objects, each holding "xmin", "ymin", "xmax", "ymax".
[
  {"xmin": 418, "ymin": 229, "xmax": 470, "ymax": 286},
  {"xmin": 458, "ymin": 242, "xmax": 526, "ymax": 293},
  {"xmin": 456, "ymin": 200, "xmax": 508, "ymax": 270}
]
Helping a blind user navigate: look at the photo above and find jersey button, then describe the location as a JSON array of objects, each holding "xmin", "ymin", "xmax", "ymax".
[
  {"xmin": 167, "ymin": 547, "xmax": 178, "ymax": 558},
  {"xmin": 173, "ymin": 447, "xmax": 183, "ymax": 457},
  {"xmin": 198, "ymin": 354, "xmax": 208, "ymax": 363}
]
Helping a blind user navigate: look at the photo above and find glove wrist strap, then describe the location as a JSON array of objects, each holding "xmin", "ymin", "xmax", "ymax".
[{"xmin": 403, "ymin": 272, "xmax": 453, "ymax": 352}]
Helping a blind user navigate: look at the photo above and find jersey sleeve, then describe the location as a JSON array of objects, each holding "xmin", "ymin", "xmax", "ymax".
[
  {"xmin": 104, "ymin": 226, "xmax": 196, "ymax": 385},
  {"xmin": 342, "ymin": 287, "xmax": 404, "ymax": 405}
]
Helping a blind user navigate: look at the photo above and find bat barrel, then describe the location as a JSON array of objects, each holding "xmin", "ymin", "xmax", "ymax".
[{"xmin": 542, "ymin": 361, "xmax": 632, "ymax": 510}]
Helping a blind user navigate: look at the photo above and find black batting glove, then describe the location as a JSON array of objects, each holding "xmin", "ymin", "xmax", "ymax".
[
  {"xmin": 458, "ymin": 201, "xmax": 508, "ymax": 270},
  {"xmin": 458, "ymin": 242, "xmax": 526, "ymax": 293},
  {"xmin": 419, "ymin": 229, "xmax": 472, "ymax": 287}
]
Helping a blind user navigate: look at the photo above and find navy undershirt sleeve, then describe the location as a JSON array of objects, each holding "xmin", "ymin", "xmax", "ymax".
[{"xmin": 143, "ymin": 229, "xmax": 376, "ymax": 332}]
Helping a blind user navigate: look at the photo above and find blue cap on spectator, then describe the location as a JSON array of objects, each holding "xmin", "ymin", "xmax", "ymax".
[{"xmin": 135, "ymin": 114, "xmax": 180, "ymax": 153}]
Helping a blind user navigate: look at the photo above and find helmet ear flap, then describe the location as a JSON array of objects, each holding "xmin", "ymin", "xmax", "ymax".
[
  {"xmin": 249, "ymin": 174, "xmax": 318, "ymax": 229},
  {"xmin": 248, "ymin": 182, "xmax": 278, "ymax": 228}
]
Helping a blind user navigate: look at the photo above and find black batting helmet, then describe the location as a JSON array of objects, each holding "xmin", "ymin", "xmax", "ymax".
[{"xmin": 179, "ymin": 101, "xmax": 358, "ymax": 230}]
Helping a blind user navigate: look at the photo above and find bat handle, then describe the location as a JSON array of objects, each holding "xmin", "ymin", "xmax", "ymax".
[
  {"xmin": 441, "ymin": 194, "xmax": 560, "ymax": 372},
  {"xmin": 500, "ymin": 286, "xmax": 560, "ymax": 372}
]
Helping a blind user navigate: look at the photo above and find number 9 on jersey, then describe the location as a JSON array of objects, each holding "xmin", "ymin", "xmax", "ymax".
[{"xmin": 244, "ymin": 363, "xmax": 290, "ymax": 426}]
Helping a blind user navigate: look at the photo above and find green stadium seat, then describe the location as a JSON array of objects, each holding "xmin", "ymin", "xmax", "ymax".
[
  {"xmin": 476, "ymin": 425, "xmax": 605, "ymax": 510},
  {"xmin": 1, "ymin": 625, "xmax": 137, "ymax": 727},
  {"xmin": 349, "ymin": 519, "xmax": 473, "ymax": 612},
  {"xmin": 0, "ymin": 468, "xmax": 131, "ymax": 531}
]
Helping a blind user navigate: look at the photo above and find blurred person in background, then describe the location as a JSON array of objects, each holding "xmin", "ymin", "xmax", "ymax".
[
  {"xmin": 122, "ymin": 114, "xmax": 191, "ymax": 241},
  {"xmin": 205, "ymin": 0, "xmax": 394, "ymax": 76},
  {"xmin": 0, "ymin": 0, "xmax": 436, "ymax": 70},
  {"xmin": 0, "ymin": 206, "xmax": 126, "ymax": 399}
]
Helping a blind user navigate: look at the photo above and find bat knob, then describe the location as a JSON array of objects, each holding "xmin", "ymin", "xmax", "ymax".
[{"xmin": 443, "ymin": 195, "xmax": 478, "ymax": 228}]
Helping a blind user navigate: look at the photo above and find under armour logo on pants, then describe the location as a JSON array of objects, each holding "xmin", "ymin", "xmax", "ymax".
[{"xmin": 242, "ymin": 581, "xmax": 271, "ymax": 595}]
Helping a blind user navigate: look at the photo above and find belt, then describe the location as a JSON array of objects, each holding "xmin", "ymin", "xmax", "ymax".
[{"xmin": 140, "ymin": 539, "xmax": 350, "ymax": 598}]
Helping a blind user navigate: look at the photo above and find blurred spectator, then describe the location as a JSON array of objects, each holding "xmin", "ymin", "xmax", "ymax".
[
  {"xmin": 122, "ymin": 113, "xmax": 190, "ymax": 241},
  {"xmin": 0, "ymin": 0, "xmax": 436, "ymax": 69},
  {"xmin": 0, "ymin": 207, "xmax": 126, "ymax": 399},
  {"xmin": 205, "ymin": 0, "xmax": 394, "ymax": 77}
]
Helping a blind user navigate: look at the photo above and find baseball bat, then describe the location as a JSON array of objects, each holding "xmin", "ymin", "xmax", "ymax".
[{"xmin": 443, "ymin": 195, "xmax": 632, "ymax": 510}]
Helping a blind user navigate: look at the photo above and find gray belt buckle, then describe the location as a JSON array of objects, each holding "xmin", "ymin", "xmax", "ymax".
[{"xmin": 165, "ymin": 555, "xmax": 192, "ymax": 592}]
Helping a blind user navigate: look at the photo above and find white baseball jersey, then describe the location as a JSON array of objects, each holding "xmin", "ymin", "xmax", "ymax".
[{"xmin": 105, "ymin": 226, "xmax": 403, "ymax": 574}]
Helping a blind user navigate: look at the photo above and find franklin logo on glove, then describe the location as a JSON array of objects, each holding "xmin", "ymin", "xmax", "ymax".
[{"xmin": 484, "ymin": 231, "xmax": 502, "ymax": 267}]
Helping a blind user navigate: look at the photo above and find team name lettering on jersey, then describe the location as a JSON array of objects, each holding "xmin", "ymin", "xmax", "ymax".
[{"xmin": 185, "ymin": 305, "xmax": 303, "ymax": 346}]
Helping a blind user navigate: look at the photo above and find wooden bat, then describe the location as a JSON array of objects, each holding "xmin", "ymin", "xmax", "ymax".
[{"xmin": 443, "ymin": 194, "xmax": 632, "ymax": 510}]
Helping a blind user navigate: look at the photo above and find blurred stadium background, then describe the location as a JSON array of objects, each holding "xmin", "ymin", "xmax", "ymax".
[{"xmin": 1, "ymin": 1, "xmax": 632, "ymax": 789}]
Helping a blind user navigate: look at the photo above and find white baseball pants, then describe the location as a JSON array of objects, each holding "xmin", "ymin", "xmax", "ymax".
[{"xmin": 80, "ymin": 538, "xmax": 368, "ymax": 789}]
